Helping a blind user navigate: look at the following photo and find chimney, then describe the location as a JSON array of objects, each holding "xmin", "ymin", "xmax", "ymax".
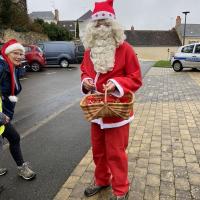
[
  {"xmin": 131, "ymin": 26, "xmax": 134, "ymax": 31},
  {"xmin": 55, "ymin": 9, "xmax": 59, "ymax": 22},
  {"xmin": 176, "ymin": 16, "xmax": 181, "ymax": 27}
]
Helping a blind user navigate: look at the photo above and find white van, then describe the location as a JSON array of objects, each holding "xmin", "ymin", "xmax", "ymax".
[{"xmin": 171, "ymin": 43, "xmax": 200, "ymax": 72}]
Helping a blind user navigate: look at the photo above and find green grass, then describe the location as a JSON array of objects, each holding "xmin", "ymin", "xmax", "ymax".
[{"xmin": 153, "ymin": 60, "xmax": 171, "ymax": 68}]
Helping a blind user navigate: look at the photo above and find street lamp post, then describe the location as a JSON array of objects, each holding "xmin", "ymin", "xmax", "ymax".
[{"xmin": 182, "ymin": 11, "xmax": 190, "ymax": 45}]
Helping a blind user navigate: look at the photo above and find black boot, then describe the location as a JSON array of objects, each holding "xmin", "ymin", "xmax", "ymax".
[{"xmin": 84, "ymin": 185, "xmax": 110, "ymax": 197}]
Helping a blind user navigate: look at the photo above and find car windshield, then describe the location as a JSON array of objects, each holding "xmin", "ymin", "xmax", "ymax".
[{"xmin": 36, "ymin": 47, "xmax": 43, "ymax": 53}]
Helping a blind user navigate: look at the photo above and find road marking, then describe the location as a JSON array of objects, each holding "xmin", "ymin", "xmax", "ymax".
[
  {"xmin": 19, "ymin": 78, "xmax": 28, "ymax": 81},
  {"xmin": 45, "ymin": 72, "xmax": 57, "ymax": 75},
  {"xmin": 3, "ymin": 98, "xmax": 80, "ymax": 150}
]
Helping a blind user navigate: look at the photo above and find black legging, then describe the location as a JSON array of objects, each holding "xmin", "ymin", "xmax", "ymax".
[{"xmin": 2, "ymin": 123, "xmax": 24, "ymax": 166}]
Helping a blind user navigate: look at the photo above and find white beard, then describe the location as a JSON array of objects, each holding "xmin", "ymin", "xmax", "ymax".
[{"xmin": 90, "ymin": 25, "xmax": 117, "ymax": 74}]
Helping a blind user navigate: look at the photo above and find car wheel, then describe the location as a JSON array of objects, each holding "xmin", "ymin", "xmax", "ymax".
[
  {"xmin": 30, "ymin": 62, "xmax": 41, "ymax": 72},
  {"xmin": 60, "ymin": 59, "xmax": 69, "ymax": 68},
  {"xmin": 173, "ymin": 62, "xmax": 183, "ymax": 72}
]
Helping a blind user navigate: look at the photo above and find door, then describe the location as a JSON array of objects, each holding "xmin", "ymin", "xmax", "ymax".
[
  {"xmin": 180, "ymin": 44, "xmax": 195, "ymax": 67},
  {"xmin": 44, "ymin": 43, "xmax": 61, "ymax": 65},
  {"xmin": 75, "ymin": 45, "xmax": 85, "ymax": 63},
  {"xmin": 194, "ymin": 44, "xmax": 200, "ymax": 68}
]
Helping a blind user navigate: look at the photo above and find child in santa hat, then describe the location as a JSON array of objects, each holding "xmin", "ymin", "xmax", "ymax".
[
  {"xmin": 81, "ymin": 0, "xmax": 142, "ymax": 200},
  {"xmin": 0, "ymin": 39, "xmax": 36, "ymax": 180}
]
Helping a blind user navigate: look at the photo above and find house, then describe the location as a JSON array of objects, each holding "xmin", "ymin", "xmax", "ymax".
[
  {"xmin": 58, "ymin": 10, "xmax": 92, "ymax": 39},
  {"xmin": 125, "ymin": 27, "xmax": 182, "ymax": 61},
  {"xmin": 175, "ymin": 16, "xmax": 200, "ymax": 45},
  {"xmin": 78, "ymin": 10, "xmax": 92, "ymax": 38},
  {"xmin": 29, "ymin": 9, "xmax": 59, "ymax": 24}
]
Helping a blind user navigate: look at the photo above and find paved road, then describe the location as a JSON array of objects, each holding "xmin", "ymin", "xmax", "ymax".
[{"xmin": 0, "ymin": 62, "xmax": 152, "ymax": 200}]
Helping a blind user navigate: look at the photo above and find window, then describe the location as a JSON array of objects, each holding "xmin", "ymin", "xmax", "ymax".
[
  {"xmin": 195, "ymin": 44, "xmax": 200, "ymax": 54},
  {"xmin": 181, "ymin": 45, "xmax": 194, "ymax": 53},
  {"xmin": 24, "ymin": 46, "xmax": 31, "ymax": 52},
  {"xmin": 38, "ymin": 44, "xmax": 44, "ymax": 51},
  {"xmin": 77, "ymin": 45, "xmax": 85, "ymax": 52},
  {"xmin": 36, "ymin": 47, "xmax": 43, "ymax": 53},
  {"xmin": 46, "ymin": 43, "xmax": 72, "ymax": 52}
]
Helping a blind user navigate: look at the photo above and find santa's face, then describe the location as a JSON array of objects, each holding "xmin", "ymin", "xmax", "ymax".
[
  {"xmin": 83, "ymin": 19, "xmax": 125, "ymax": 74},
  {"xmin": 89, "ymin": 19, "xmax": 116, "ymax": 74}
]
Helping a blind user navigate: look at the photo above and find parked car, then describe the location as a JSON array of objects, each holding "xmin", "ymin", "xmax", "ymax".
[
  {"xmin": 37, "ymin": 41, "xmax": 85, "ymax": 68},
  {"xmin": 171, "ymin": 43, "xmax": 200, "ymax": 72},
  {"xmin": 24, "ymin": 45, "xmax": 46, "ymax": 72}
]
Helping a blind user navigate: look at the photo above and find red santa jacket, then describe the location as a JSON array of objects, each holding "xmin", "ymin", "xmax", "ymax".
[{"xmin": 81, "ymin": 41, "xmax": 142, "ymax": 129}]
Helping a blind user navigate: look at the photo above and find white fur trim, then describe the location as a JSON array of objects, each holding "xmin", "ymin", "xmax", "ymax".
[
  {"xmin": 94, "ymin": 73, "xmax": 100, "ymax": 85},
  {"xmin": 91, "ymin": 11, "xmax": 116, "ymax": 21},
  {"xmin": 108, "ymin": 79, "xmax": 124, "ymax": 97},
  {"xmin": 8, "ymin": 96, "xmax": 18, "ymax": 102},
  {"xmin": 92, "ymin": 115, "xmax": 134, "ymax": 129},
  {"xmin": 81, "ymin": 78, "xmax": 94, "ymax": 94},
  {"xmin": 5, "ymin": 43, "xmax": 25, "ymax": 55}
]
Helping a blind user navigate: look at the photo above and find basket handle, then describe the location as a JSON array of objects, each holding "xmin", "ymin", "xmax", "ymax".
[{"xmin": 104, "ymin": 89, "xmax": 108, "ymax": 103}]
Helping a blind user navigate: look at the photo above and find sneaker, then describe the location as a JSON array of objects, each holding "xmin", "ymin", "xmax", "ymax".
[
  {"xmin": 0, "ymin": 168, "xmax": 7, "ymax": 176},
  {"xmin": 110, "ymin": 192, "xmax": 129, "ymax": 200},
  {"xmin": 17, "ymin": 162, "xmax": 36, "ymax": 180},
  {"xmin": 84, "ymin": 184, "xmax": 110, "ymax": 197}
]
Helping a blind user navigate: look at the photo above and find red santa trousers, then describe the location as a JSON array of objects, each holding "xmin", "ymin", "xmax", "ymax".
[{"xmin": 91, "ymin": 123, "xmax": 129, "ymax": 196}]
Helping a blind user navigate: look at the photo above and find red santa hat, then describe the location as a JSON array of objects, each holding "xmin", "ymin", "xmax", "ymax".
[
  {"xmin": 1, "ymin": 39, "xmax": 25, "ymax": 102},
  {"xmin": 91, "ymin": 0, "xmax": 116, "ymax": 21}
]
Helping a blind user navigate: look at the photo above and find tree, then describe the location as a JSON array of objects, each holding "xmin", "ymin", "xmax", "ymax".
[
  {"xmin": 75, "ymin": 20, "xmax": 80, "ymax": 39},
  {"xmin": 10, "ymin": 3, "xmax": 29, "ymax": 32},
  {"xmin": 0, "ymin": 0, "xmax": 12, "ymax": 27},
  {"xmin": 0, "ymin": 0, "xmax": 30, "ymax": 31},
  {"xmin": 33, "ymin": 19, "xmax": 72, "ymax": 41}
]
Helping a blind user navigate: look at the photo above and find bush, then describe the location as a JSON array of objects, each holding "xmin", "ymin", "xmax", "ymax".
[
  {"xmin": 33, "ymin": 19, "xmax": 72, "ymax": 41},
  {"xmin": 28, "ymin": 22, "xmax": 43, "ymax": 33}
]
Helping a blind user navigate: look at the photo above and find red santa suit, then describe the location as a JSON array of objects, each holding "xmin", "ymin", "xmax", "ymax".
[{"xmin": 81, "ymin": 41, "xmax": 142, "ymax": 196}]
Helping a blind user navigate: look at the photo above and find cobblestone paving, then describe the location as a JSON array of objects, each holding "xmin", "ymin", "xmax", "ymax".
[{"xmin": 54, "ymin": 68, "xmax": 200, "ymax": 200}]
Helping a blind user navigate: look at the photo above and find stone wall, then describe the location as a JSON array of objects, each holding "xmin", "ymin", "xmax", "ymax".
[
  {"xmin": 134, "ymin": 46, "xmax": 179, "ymax": 61},
  {"xmin": 0, "ymin": 29, "xmax": 49, "ymax": 44}
]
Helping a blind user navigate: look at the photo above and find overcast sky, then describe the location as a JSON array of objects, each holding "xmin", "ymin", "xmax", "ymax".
[{"xmin": 27, "ymin": 0, "xmax": 199, "ymax": 30}]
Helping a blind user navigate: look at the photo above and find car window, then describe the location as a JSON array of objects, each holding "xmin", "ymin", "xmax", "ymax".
[
  {"xmin": 0, "ymin": 44, "xmax": 3, "ymax": 53},
  {"xmin": 38, "ymin": 44, "xmax": 44, "ymax": 51},
  {"xmin": 36, "ymin": 47, "xmax": 43, "ymax": 53},
  {"xmin": 24, "ymin": 46, "xmax": 31, "ymax": 52},
  {"xmin": 181, "ymin": 45, "xmax": 194, "ymax": 53},
  {"xmin": 0, "ymin": 43, "xmax": 3, "ymax": 50},
  {"xmin": 77, "ymin": 45, "xmax": 85, "ymax": 52},
  {"xmin": 194, "ymin": 44, "xmax": 200, "ymax": 54},
  {"xmin": 45, "ymin": 43, "xmax": 72, "ymax": 52}
]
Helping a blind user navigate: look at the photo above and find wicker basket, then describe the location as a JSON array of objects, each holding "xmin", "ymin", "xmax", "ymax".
[{"xmin": 80, "ymin": 90, "xmax": 134, "ymax": 121}]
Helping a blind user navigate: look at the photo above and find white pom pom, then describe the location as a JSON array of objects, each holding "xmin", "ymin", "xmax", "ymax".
[{"xmin": 8, "ymin": 96, "xmax": 18, "ymax": 102}]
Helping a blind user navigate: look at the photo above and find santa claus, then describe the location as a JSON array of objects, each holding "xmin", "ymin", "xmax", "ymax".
[{"xmin": 81, "ymin": 0, "xmax": 142, "ymax": 199}]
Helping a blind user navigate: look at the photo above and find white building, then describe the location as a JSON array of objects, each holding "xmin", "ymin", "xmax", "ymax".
[{"xmin": 29, "ymin": 9, "xmax": 59, "ymax": 24}]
